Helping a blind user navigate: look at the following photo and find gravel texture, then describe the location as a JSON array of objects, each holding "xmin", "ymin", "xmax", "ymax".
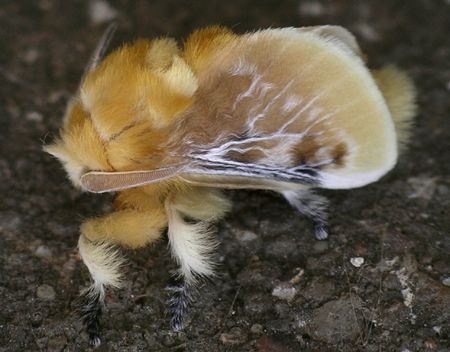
[{"xmin": 1, "ymin": 1, "xmax": 449, "ymax": 351}]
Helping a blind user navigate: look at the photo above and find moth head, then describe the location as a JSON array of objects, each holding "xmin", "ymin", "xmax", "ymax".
[{"xmin": 44, "ymin": 26, "xmax": 197, "ymax": 190}]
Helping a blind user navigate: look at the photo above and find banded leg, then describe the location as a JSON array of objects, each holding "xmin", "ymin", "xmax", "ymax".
[
  {"xmin": 165, "ymin": 188, "xmax": 229, "ymax": 330},
  {"xmin": 78, "ymin": 235, "xmax": 124, "ymax": 347},
  {"xmin": 166, "ymin": 276, "xmax": 194, "ymax": 331},
  {"xmin": 78, "ymin": 207, "xmax": 167, "ymax": 346},
  {"xmin": 282, "ymin": 189, "xmax": 329, "ymax": 240}
]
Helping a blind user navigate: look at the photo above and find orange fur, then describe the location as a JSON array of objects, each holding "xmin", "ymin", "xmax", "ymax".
[
  {"xmin": 182, "ymin": 26, "xmax": 237, "ymax": 74},
  {"xmin": 80, "ymin": 209, "xmax": 166, "ymax": 248},
  {"xmin": 82, "ymin": 187, "xmax": 167, "ymax": 248}
]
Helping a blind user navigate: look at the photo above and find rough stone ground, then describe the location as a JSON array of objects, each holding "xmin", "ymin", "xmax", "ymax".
[{"xmin": 0, "ymin": 1, "xmax": 449, "ymax": 351}]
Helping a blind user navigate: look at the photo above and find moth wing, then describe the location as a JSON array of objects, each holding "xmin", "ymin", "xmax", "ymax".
[
  {"xmin": 175, "ymin": 27, "xmax": 399, "ymax": 190},
  {"xmin": 180, "ymin": 159, "xmax": 319, "ymax": 190},
  {"xmin": 296, "ymin": 25, "xmax": 363, "ymax": 58}
]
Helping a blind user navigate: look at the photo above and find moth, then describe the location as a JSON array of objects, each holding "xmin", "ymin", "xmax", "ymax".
[{"xmin": 44, "ymin": 24, "xmax": 416, "ymax": 345}]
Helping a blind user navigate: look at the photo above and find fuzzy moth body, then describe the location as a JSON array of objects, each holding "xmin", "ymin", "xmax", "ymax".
[{"xmin": 44, "ymin": 24, "xmax": 416, "ymax": 345}]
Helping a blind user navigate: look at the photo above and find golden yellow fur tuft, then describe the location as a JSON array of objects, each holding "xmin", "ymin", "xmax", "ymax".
[
  {"xmin": 80, "ymin": 38, "xmax": 197, "ymax": 136},
  {"xmin": 45, "ymin": 36, "xmax": 202, "ymax": 182},
  {"xmin": 146, "ymin": 38, "xmax": 180, "ymax": 71},
  {"xmin": 80, "ymin": 209, "xmax": 166, "ymax": 249},
  {"xmin": 81, "ymin": 187, "xmax": 168, "ymax": 249},
  {"xmin": 373, "ymin": 66, "xmax": 417, "ymax": 152},
  {"xmin": 172, "ymin": 187, "xmax": 232, "ymax": 221},
  {"xmin": 182, "ymin": 26, "xmax": 237, "ymax": 74}
]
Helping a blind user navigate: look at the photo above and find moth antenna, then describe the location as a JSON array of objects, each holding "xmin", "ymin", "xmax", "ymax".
[
  {"xmin": 82, "ymin": 22, "xmax": 117, "ymax": 80},
  {"xmin": 282, "ymin": 189, "xmax": 329, "ymax": 240},
  {"xmin": 77, "ymin": 235, "xmax": 125, "ymax": 346},
  {"xmin": 80, "ymin": 165, "xmax": 185, "ymax": 193}
]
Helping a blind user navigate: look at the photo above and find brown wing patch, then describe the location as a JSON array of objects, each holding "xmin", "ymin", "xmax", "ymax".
[
  {"xmin": 331, "ymin": 142, "xmax": 348, "ymax": 167},
  {"xmin": 292, "ymin": 136, "xmax": 322, "ymax": 166},
  {"xmin": 292, "ymin": 138, "xmax": 348, "ymax": 168}
]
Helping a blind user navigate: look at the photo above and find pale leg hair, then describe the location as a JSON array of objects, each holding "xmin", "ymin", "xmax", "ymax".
[
  {"xmin": 77, "ymin": 207, "xmax": 166, "ymax": 345},
  {"xmin": 165, "ymin": 188, "xmax": 231, "ymax": 330},
  {"xmin": 78, "ymin": 235, "xmax": 125, "ymax": 347}
]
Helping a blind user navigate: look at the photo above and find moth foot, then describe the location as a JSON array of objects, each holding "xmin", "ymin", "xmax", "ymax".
[
  {"xmin": 90, "ymin": 336, "xmax": 102, "ymax": 348},
  {"xmin": 314, "ymin": 223, "xmax": 328, "ymax": 240}
]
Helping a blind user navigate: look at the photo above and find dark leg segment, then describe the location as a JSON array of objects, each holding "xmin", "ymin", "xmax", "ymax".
[
  {"xmin": 166, "ymin": 277, "xmax": 194, "ymax": 331},
  {"xmin": 78, "ymin": 286, "xmax": 104, "ymax": 347},
  {"xmin": 282, "ymin": 189, "xmax": 329, "ymax": 240}
]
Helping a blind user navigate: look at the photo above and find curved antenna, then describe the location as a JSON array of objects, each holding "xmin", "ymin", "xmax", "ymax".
[
  {"xmin": 80, "ymin": 164, "xmax": 186, "ymax": 193},
  {"xmin": 82, "ymin": 22, "xmax": 117, "ymax": 80}
]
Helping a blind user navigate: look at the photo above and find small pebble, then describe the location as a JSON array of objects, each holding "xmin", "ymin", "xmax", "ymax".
[
  {"xmin": 25, "ymin": 111, "xmax": 43, "ymax": 122},
  {"xmin": 0, "ymin": 211, "xmax": 21, "ymax": 231},
  {"xmin": 266, "ymin": 319, "xmax": 291, "ymax": 334},
  {"xmin": 37, "ymin": 284, "xmax": 56, "ymax": 301},
  {"xmin": 354, "ymin": 22, "xmax": 380, "ymax": 41},
  {"xmin": 296, "ymin": 316, "xmax": 308, "ymax": 328},
  {"xmin": 250, "ymin": 323, "xmax": 264, "ymax": 335},
  {"xmin": 272, "ymin": 283, "xmax": 297, "ymax": 302},
  {"xmin": 441, "ymin": 277, "xmax": 450, "ymax": 287},
  {"xmin": 432, "ymin": 326, "xmax": 442, "ymax": 334},
  {"xmin": 89, "ymin": 0, "xmax": 118, "ymax": 24},
  {"xmin": 24, "ymin": 48, "xmax": 39, "ymax": 64},
  {"xmin": 219, "ymin": 328, "xmax": 246, "ymax": 345},
  {"xmin": 31, "ymin": 312, "xmax": 43, "ymax": 327},
  {"xmin": 236, "ymin": 230, "xmax": 258, "ymax": 242},
  {"xmin": 289, "ymin": 268, "xmax": 304, "ymax": 284},
  {"xmin": 407, "ymin": 176, "xmax": 437, "ymax": 201},
  {"xmin": 298, "ymin": 1, "xmax": 325, "ymax": 16},
  {"xmin": 378, "ymin": 257, "xmax": 399, "ymax": 272},
  {"xmin": 48, "ymin": 90, "xmax": 66, "ymax": 104},
  {"xmin": 350, "ymin": 257, "xmax": 365, "ymax": 268},
  {"xmin": 307, "ymin": 296, "xmax": 362, "ymax": 343},
  {"xmin": 244, "ymin": 295, "xmax": 272, "ymax": 317},
  {"xmin": 35, "ymin": 245, "xmax": 52, "ymax": 258}
]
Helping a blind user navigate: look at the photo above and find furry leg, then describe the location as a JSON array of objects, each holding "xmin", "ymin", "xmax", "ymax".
[
  {"xmin": 166, "ymin": 278, "xmax": 194, "ymax": 331},
  {"xmin": 78, "ymin": 235, "xmax": 125, "ymax": 346},
  {"xmin": 282, "ymin": 189, "xmax": 329, "ymax": 240},
  {"xmin": 78, "ymin": 198, "xmax": 166, "ymax": 345},
  {"xmin": 165, "ymin": 200, "xmax": 218, "ymax": 330},
  {"xmin": 79, "ymin": 285, "xmax": 104, "ymax": 347},
  {"xmin": 172, "ymin": 188, "xmax": 232, "ymax": 222}
]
